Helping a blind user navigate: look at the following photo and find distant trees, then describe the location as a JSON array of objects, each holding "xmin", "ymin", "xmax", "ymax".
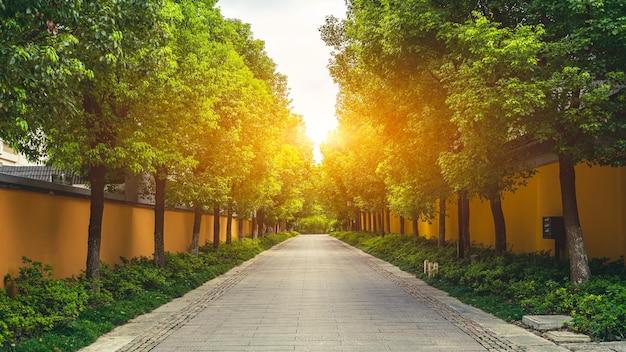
[
  {"xmin": 1, "ymin": 0, "xmax": 313, "ymax": 282},
  {"xmin": 320, "ymin": 0, "xmax": 626, "ymax": 283}
]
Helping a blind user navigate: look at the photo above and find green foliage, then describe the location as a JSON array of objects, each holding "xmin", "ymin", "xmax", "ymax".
[
  {"xmin": 3, "ymin": 233, "xmax": 296, "ymax": 350},
  {"xmin": 299, "ymin": 215, "xmax": 331, "ymax": 234},
  {"xmin": 332, "ymin": 231, "xmax": 626, "ymax": 341},
  {"xmin": 0, "ymin": 258, "xmax": 89, "ymax": 344},
  {"xmin": 99, "ymin": 257, "xmax": 168, "ymax": 300},
  {"xmin": 0, "ymin": 0, "xmax": 86, "ymax": 159},
  {"xmin": 0, "ymin": 294, "xmax": 11, "ymax": 346},
  {"xmin": 258, "ymin": 232, "xmax": 299, "ymax": 250},
  {"xmin": 322, "ymin": 0, "xmax": 626, "ymax": 283}
]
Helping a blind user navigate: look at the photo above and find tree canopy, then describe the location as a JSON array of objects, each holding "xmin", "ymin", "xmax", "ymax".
[
  {"xmin": 320, "ymin": 0, "xmax": 626, "ymax": 282},
  {"xmin": 1, "ymin": 0, "xmax": 314, "ymax": 280}
]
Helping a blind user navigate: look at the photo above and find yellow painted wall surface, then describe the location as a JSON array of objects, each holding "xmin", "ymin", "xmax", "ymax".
[
  {"xmin": 0, "ymin": 188, "xmax": 90, "ymax": 282},
  {"xmin": 1, "ymin": 188, "xmax": 252, "ymax": 284},
  {"xmin": 408, "ymin": 164, "xmax": 626, "ymax": 260},
  {"xmin": 575, "ymin": 166, "xmax": 626, "ymax": 260},
  {"xmin": 356, "ymin": 164, "xmax": 624, "ymax": 261}
]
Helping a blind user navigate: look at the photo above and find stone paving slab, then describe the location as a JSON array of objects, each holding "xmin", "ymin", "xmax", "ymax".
[
  {"xmin": 546, "ymin": 332, "xmax": 592, "ymax": 343},
  {"xmin": 523, "ymin": 315, "xmax": 574, "ymax": 331},
  {"xmin": 562, "ymin": 342, "xmax": 626, "ymax": 352},
  {"xmin": 80, "ymin": 235, "xmax": 626, "ymax": 352}
]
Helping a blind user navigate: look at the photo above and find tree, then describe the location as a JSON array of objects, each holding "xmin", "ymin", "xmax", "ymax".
[
  {"xmin": 321, "ymin": 0, "xmax": 456, "ymax": 240},
  {"xmin": 323, "ymin": 0, "xmax": 626, "ymax": 281},
  {"xmin": 317, "ymin": 142, "xmax": 353, "ymax": 229},
  {"xmin": 265, "ymin": 115, "xmax": 314, "ymax": 232},
  {"xmin": 146, "ymin": 2, "xmax": 288, "ymax": 254},
  {"xmin": 0, "ymin": 0, "xmax": 86, "ymax": 160},
  {"xmin": 522, "ymin": 0, "xmax": 626, "ymax": 282},
  {"xmin": 141, "ymin": 0, "xmax": 232, "ymax": 265},
  {"xmin": 1, "ymin": 1, "xmax": 168, "ymax": 281},
  {"xmin": 320, "ymin": 114, "xmax": 388, "ymax": 235},
  {"xmin": 41, "ymin": 0, "xmax": 167, "ymax": 281},
  {"xmin": 224, "ymin": 18, "xmax": 298, "ymax": 239},
  {"xmin": 437, "ymin": 15, "xmax": 545, "ymax": 255},
  {"xmin": 458, "ymin": 0, "xmax": 626, "ymax": 283}
]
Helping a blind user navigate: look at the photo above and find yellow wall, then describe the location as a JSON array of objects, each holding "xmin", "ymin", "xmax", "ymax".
[
  {"xmin": 0, "ymin": 188, "xmax": 90, "ymax": 282},
  {"xmin": 387, "ymin": 164, "xmax": 626, "ymax": 260},
  {"xmin": 0, "ymin": 188, "xmax": 252, "ymax": 284},
  {"xmin": 576, "ymin": 165, "xmax": 626, "ymax": 260}
]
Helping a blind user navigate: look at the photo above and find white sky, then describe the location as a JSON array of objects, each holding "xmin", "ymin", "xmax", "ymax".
[{"xmin": 217, "ymin": 0, "xmax": 347, "ymax": 160}]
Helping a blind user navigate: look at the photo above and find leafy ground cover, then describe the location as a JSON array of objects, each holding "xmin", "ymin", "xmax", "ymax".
[
  {"xmin": 0, "ymin": 232, "xmax": 298, "ymax": 351},
  {"xmin": 332, "ymin": 231, "xmax": 626, "ymax": 342}
]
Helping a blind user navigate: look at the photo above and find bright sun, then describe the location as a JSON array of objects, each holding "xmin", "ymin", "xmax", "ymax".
[
  {"xmin": 306, "ymin": 125, "xmax": 330, "ymax": 146},
  {"xmin": 305, "ymin": 121, "xmax": 335, "ymax": 163},
  {"xmin": 305, "ymin": 117, "xmax": 336, "ymax": 147}
]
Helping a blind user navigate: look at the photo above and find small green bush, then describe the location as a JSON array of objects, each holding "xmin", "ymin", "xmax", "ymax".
[
  {"xmin": 0, "ymin": 293, "xmax": 12, "ymax": 345},
  {"xmin": 1, "ymin": 258, "xmax": 89, "ymax": 344},
  {"xmin": 99, "ymin": 257, "xmax": 168, "ymax": 300}
]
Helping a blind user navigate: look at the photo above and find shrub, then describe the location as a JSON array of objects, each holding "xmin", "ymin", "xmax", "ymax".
[
  {"xmin": 99, "ymin": 257, "xmax": 168, "ymax": 300},
  {"xmin": 165, "ymin": 252, "xmax": 206, "ymax": 280},
  {"xmin": 0, "ymin": 292, "xmax": 12, "ymax": 345},
  {"xmin": 2, "ymin": 258, "xmax": 88, "ymax": 342}
]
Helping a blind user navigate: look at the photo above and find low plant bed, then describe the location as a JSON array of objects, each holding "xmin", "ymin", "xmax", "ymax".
[
  {"xmin": 332, "ymin": 231, "xmax": 626, "ymax": 342},
  {"xmin": 0, "ymin": 232, "xmax": 298, "ymax": 351}
]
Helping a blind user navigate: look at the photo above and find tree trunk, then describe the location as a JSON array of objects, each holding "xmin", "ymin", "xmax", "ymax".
[
  {"xmin": 559, "ymin": 154, "xmax": 591, "ymax": 283},
  {"xmin": 252, "ymin": 212, "xmax": 258, "ymax": 239},
  {"xmin": 438, "ymin": 198, "xmax": 446, "ymax": 247},
  {"xmin": 257, "ymin": 208, "xmax": 265, "ymax": 237},
  {"xmin": 226, "ymin": 204, "xmax": 233, "ymax": 245},
  {"xmin": 84, "ymin": 95, "xmax": 106, "ymax": 285},
  {"xmin": 399, "ymin": 216, "xmax": 405, "ymax": 235},
  {"xmin": 153, "ymin": 166, "xmax": 167, "ymax": 268},
  {"xmin": 489, "ymin": 193, "xmax": 507, "ymax": 256},
  {"xmin": 412, "ymin": 215, "xmax": 419, "ymax": 238},
  {"xmin": 378, "ymin": 210, "xmax": 385, "ymax": 237},
  {"xmin": 190, "ymin": 205, "xmax": 202, "ymax": 256},
  {"xmin": 213, "ymin": 204, "xmax": 220, "ymax": 249},
  {"xmin": 237, "ymin": 214, "xmax": 244, "ymax": 242},
  {"xmin": 457, "ymin": 191, "xmax": 470, "ymax": 259},
  {"xmin": 385, "ymin": 208, "xmax": 391, "ymax": 234},
  {"xmin": 86, "ymin": 163, "xmax": 106, "ymax": 282},
  {"xmin": 355, "ymin": 209, "xmax": 361, "ymax": 232}
]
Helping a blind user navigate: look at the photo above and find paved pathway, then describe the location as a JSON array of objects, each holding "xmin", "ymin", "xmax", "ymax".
[{"xmin": 81, "ymin": 235, "xmax": 625, "ymax": 352}]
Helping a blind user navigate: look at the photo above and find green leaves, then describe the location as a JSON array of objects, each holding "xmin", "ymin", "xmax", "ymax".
[
  {"xmin": 1, "ymin": 258, "xmax": 89, "ymax": 343},
  {"xmin": 438, "ymin": 14, "xmax": 547, "ymax": 198},
  {"xmin": 322, "ymin": 0, "xmax": 626, "ymax": 213}
]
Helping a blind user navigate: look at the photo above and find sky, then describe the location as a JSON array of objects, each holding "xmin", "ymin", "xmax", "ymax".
[{"xmin": 217, "ymin": 0, "xmax": 347, "ymax": 160}]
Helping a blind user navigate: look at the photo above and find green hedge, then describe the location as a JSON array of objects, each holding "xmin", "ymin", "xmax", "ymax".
[
  {"xmin": 0, "ymin": 232, "xmax": 298, "ymax": 351},
  {"xmin": 332, "ymin": 231, "xmax": 626, "ymax": 341}
]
